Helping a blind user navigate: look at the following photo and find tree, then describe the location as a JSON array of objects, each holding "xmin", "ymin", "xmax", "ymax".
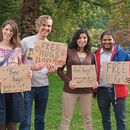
[
  {"xmin": 115, "ymin": 29, "xmax": 130, "ymax": 46},
  {"xmin": 0, "ymin": 0, "xmax": 21, "ymax": 25},
  {"xmin": 107, "ymin": 0, "xmax": 130, "ymax": 30},
  {"xmin": 19, "ymin": 0, "xmax": 41, "ymax": 38}
]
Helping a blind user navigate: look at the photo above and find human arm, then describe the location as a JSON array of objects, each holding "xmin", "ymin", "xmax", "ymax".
[{"xmin": 57, "ymin": 65, "xmax": 71, "ymax": 84}]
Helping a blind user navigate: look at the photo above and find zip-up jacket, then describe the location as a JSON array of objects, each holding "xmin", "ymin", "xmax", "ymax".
[{"xmin": 95, "ymin": 45, "xmax": 130, "ymax": 98}]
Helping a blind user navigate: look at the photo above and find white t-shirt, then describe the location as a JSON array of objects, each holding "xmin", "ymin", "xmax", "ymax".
[
  {"xmin": 21, "ymin": 35, "xmax": 49, "ymax": 87},
  {"xmin": 99, "ymin": 48, "xmax": 113, "ymax": 87}
]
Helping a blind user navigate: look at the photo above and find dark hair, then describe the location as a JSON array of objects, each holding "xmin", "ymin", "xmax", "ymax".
[
  {"xmin": 101, "ymin": 30, "xmax": 114, "ymax": 41},
  {"xmin": 69, "ymin": 28, "xmax": 91, "ymax": 52}
]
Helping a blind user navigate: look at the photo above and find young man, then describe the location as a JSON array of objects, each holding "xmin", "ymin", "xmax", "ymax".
[
  {"xmin": 94, "ymin": 31, "xmax": 130, "ymax": 130},
  {"xmin": 19, "ymin": 15, "xmax": 55, "ymax": 130}
]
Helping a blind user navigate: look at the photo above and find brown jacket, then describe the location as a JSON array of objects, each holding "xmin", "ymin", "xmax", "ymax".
[{"xmin": 57, "ymin": 48, "xmax": 94, "ymax": 94}]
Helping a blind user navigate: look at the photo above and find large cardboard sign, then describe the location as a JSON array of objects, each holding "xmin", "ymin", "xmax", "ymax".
[
  {"xmin": 72, "ymin": 65, "xmax": 97, "ymax": 88},
  {"xmin": 33, "ymin": 40, "xmax": 67, "ymax": 68},
  {"xmin": 0, "ymin": 64, "xmax": 31, "ymax": 93},
  {"xmin": 103, "ymin": 62, "xmax": 130, "ymax": 84}
]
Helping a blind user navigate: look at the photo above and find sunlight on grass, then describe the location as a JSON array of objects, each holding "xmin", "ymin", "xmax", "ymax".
[{"xmin": 19, "ymin": 74, "xmax": 130, "ymax": 130}]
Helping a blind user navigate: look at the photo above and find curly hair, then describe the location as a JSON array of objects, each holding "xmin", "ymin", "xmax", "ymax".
[{"xmin": 35, "ymin": 15, "xmax": 52, "ymax": 32}]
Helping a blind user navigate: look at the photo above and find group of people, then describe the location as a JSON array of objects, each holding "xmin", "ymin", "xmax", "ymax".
[{"xmin": 0, "ymin": 14, "xmax": 130, "ymax": 130}]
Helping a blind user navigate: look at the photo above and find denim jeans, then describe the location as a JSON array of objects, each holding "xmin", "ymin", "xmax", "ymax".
[
  {"xmin": 19, "ymin": 86, "xmax": 49, "ymax": 130},
  {"xmin": 0, "ymin": 94, "xmax": 5, "ymax": 125},
  {"xmin": 97, "ymin": 87, "xmax": 126, "ymax": 130}
]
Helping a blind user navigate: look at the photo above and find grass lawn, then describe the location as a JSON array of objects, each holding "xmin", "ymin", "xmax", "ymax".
[{"xmin": 28, "ymin": 74, "xmax": 130, "ymax": 130}]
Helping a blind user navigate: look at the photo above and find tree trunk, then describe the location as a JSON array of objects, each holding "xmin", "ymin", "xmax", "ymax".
[{"xmin": 19, "ymin": 0, "xmax": 41, "ymax": 38}]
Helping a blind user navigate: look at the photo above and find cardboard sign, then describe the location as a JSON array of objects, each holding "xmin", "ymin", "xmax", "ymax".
[
  {"xmin": 72, "ymin": 65, "xmax": 97, "ymax": 88},
  {"xmin": 103, "ymin": 62, "xmax": 130, "ymax": 84},
  {"xmin": 0, "ymin": 64, "xmax": 31, "ymax": 93},
  {"xmin": 33, "ymin": 40, "xmax": 67, "ymax": 68}
]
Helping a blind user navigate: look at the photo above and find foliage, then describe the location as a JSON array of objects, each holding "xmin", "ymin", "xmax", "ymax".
[
  {"xmin": 21, "ymin": 74, "xmax": 130, "ymax": 130},
  {"xmin": 40, "ymin": 0, "xmax": 109, "ymax": 45},
  {"xmin": 19, "ymin": 0, "xmax": 41, "ymax": 38},
  {"xmin": 107, "ymin": 0, "xmax": 130, "ymax": 30},
  {"xmin": 0, "ymin": 0, "xmax": 21, "ymax": 25},
  {"xmin": 1, "ymin": 0, "xmax": 130, "ymax": 47},
  {"xmin": 115, "ymin": 29, "xmax": 130, "ymax": 46},
  {"xmin": 40, "ymin": 0, "xmax": 80, "ymax": 43}
]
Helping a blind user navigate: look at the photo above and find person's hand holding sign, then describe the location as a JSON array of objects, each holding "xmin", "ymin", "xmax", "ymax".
[
  {"xmin": 92, "ymin": 81, "xmax": 98, "ymax": 89},
  {"xmin": 69, "ymin": 80, "xmax": 76, "ymax": 89},
  {"xmin": 126, "ymin": 76, "xmax": 130, "ymax": 84},
  {"xmin": 47, "ymin": 63, "xmax": 56, "ymax": 74},
  {"xmin": 28, "ymin": 70, "xmax": 32, "ymax": 79},
  {"xmin": 31, "ymin": 62, "xmax": 46, "ymax": 71}
]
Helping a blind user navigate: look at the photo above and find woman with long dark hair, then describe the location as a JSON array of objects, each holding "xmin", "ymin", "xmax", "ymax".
[{"xmin": 57, "ymin": 28, "xmax": 97, "ymax": 130}]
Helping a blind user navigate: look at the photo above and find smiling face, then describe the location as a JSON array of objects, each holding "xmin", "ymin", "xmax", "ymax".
[
  {"xmin": 101, "ymin": 34, "xmax": 115, "ymax": 51},
  {"xmin": 77, "ymin": 33, "xmax": 88, "ymax": 51},
  {"xmin": 2, "ymin": 24, "xmax": 14, "ymax": 42},
  {"xmin": 37, "ymin": 19, "xmax": 52, "ymax": 40}
]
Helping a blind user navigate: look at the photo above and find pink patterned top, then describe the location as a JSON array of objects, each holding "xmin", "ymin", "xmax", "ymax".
[{"xmin": 0, "ymin": 47, "xmax": 22, "ymax": 66}]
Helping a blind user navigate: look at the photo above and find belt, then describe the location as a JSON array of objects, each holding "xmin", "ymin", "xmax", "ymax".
[{"xmin": 98, "ymin": 87, "xmax": 114, "ymax": 92}]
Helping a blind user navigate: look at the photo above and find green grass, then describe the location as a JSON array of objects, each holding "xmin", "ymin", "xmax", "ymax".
[{"xmin": 19, "ymin": 74, "xmax": 130, "ymax": 130}]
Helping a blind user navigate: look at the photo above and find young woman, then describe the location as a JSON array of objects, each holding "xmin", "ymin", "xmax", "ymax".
[
  {"xmin": 57, "ymin": 28, "xmax": 97, "ymax": 130},
  {"xmin": 0, "ymin": 20, "xmax": 24, "ymax": 130}
]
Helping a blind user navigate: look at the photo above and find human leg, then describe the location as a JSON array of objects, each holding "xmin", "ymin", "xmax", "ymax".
[
  {"xmin": 6, "ymin": 93, "xmax": 25, "ymax": 123},
  {"xmin": 34, "ymin": 86, "xmax": 49, "ymax": 130},
  {"xmin": 79, "ymin": 93, "xmax": 93, "ymax": 130},
  {"xmin": 60, "ymin": 92, "xmax": 78, "ymax": 130},
  {"xmin": 19, "ymin": 91, "xmax": 33, "ymax": 130},
  {"xmin": 113, "ymin": 98, "xmax": 126, "ymax": 130},
  {"xmin": 6, "ymin": 122, "xmax": 16, "ymax": 130},
  {"xmin": 0, "ymin": 125, "xmax": 5, "ymax": 130},
  {"xmin": 0, "ymin": 94, "xmax": 6, "ymax": 130},
  {"xmin": 97, "ymin": 88, "xmax": 112, "ymax": 130}
]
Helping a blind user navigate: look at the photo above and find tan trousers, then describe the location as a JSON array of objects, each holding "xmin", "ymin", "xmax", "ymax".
[{"xmin": 60, "ymin": 92, "xmax": 93, "ymax": 130}]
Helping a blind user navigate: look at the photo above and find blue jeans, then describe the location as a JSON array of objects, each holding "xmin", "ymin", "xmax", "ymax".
[
  {"xmin": 19, "ymin": 86, "xmax": 49, "ymax": 130},
  {"xmin": 97, "ymin": 87, "xmax": 126, "ymax": 130}
]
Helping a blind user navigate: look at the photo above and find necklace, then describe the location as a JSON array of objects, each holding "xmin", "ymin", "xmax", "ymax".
[{"xmin": 77, "ymin": 48, "xmax": 84, "ymax": 53}]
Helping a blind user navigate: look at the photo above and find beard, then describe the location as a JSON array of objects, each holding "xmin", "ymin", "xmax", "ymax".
[{"xmin": 102, "ymin": 43, "xmax": 113, "ymax": 51}]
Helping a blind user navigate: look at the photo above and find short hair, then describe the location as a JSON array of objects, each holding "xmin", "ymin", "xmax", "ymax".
[
  {"xmin": 101, "ymin": 30, "xmax": 114, "ymax": 41},
  {"xmin": 35, "ymin": 15, "xmax": 52, "ymax": 32}
]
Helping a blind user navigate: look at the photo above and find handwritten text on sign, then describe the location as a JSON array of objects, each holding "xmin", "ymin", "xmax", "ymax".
[
  {"xmin": 72, "ymin": 65, "xmax": 97, "ymax": 88},
  {"xmin": 33, "ymin": 40, "xmax": 67, "ymax": 68},
  {"xmin": 103, "ymin": 62, "xmax": 130, "ymax": 84},
  {"xmin": 0, "ymin": 64, "xmax": 31, "ymax": 93}
]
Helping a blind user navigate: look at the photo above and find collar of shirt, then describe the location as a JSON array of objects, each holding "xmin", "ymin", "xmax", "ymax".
[{"xmin": 100, "ymin": 47, "xmax": 114, "ymax": 54}]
